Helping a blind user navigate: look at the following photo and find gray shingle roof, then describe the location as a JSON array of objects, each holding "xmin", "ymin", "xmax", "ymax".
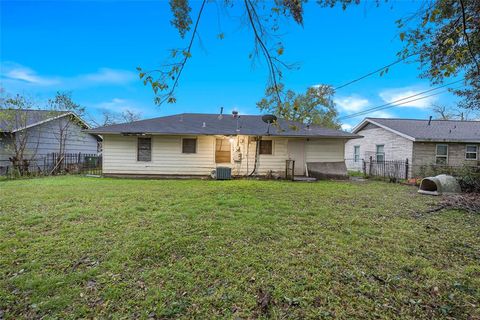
[
  {"xmin": 359, "ymin": 118, "xmax": 480, "ymax": 143},
  {"xmin": 88, "ymin": 113, "xmax": 359, "ymax": 138},
  {"xmin": 0, "ymin": 109, "xmax": 69, "ymax": 132}
]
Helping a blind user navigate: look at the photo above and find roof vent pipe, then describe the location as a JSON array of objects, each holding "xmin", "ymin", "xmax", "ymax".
[
  {"xmin": 428, "ymin": 116, "xmax": 432, "ymax": 126},
  {"xmin": 202, "ymin": 122, "xmax": 206, "ymax": 128},
  {"xmin": 218, "ymin": 107, "xmax": 223, "ymax": 120}
]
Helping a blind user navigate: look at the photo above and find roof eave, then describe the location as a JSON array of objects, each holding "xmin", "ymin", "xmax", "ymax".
[
  {"xmin": 415, "ymin": 139, "xmax": 480, "ymax": 143},
  {"xmin": 86, "ymin": 130, "xmax": 360, "ymax": 139},
  {"xmin": 352, "ymin": 118, "xmax": 416, "ymax": 141},
  {"xmin": 11, "ymin": 112, "xmax": 91, "ymax": 133}
]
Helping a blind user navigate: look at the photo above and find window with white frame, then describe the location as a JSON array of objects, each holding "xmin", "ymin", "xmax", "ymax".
[
  {"xmin": 436, "ymin": 144, "xmax": 448, "ymax": 165},
  {"xmin": 354, "ymin": 146, "xmax": 360, "ymax": 162},
  {"xmin": 376, "ymin": 145, "xmax": 385, "ymax": 162},
  {"xmin": 465, "ymin": 145, "xmax": 478, "ymax": 160}
]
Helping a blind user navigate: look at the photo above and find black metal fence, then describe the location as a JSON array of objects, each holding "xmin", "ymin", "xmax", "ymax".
[
  {"xmin": 0, "ymin": 153, "xmax": 102, "ymax": 177},
  {"xmin": 365, "ymin": 158, "xmax": 409, "ymax": 180},
  {"xmin": 346, "ymin": 158, "xmax": 409, "ymax": 180}
]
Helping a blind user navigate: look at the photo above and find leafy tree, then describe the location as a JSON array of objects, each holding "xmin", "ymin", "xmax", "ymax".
[
  {"xmin": 257, "ymin": 84, "xmax": 341, "ymax": 129},
  {"xmin": 398, "ymin": 0, "xmax": 479, "ymax": 110},
  {"xmin": 142, "ymin": 0, "xmax": 479, "ymax": 114}
]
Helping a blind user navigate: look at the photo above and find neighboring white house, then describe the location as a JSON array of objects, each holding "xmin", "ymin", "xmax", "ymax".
[
  {"xmin": 88, "ymin": 113, "xmax": 360, "ymax": 178},
  {"xmin": 345, "ymin": 117, "xmax": 480, "ymax": 178}
]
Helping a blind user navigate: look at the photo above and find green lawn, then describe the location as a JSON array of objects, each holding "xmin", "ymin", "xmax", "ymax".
[{"xmin": 0, "ymin": 177, "xmax": 479, "ymax": 319}]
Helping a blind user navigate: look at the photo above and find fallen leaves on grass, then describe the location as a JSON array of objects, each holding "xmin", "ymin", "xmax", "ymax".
[
  {"xmin": 427, "ymin": 194, "xmax": 480, "ymax": 214},
  {"xmin": 257, "ymin": 288, "xmax": 273, "ymax": 316}
]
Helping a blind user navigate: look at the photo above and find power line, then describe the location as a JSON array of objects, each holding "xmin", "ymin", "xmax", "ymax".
[
  {"xmin": 340, "ymin": 90, "xmax": 451, "ymax": 120},
  {"xmin": 333, "ymin": 24, "xmax": 467, "ymax": 92},
  {"xmin": 338, "ymin": 79, "xmax": 465, "ymax": 120},
  {"xmin": 334, "ymin": 53, "xmax": 417, "ymax": 91}
]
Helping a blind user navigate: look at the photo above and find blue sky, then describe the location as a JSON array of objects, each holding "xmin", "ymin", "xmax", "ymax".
[{"xmin": 0, "ymin": 0, "xmax": 460, "ymax": 130}]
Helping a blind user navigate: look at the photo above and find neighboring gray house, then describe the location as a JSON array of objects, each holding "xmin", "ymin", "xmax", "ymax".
[
  {"xmin": 345, "ymin": 117, "xmax": 480, "ymax": 178},
  {"xmin": 0, "ymin": 109, "xmax": 100, "ymax": 171},
  {"xmin": 88, "ymin": 113, "xmax": 359, "ymax": 178}
]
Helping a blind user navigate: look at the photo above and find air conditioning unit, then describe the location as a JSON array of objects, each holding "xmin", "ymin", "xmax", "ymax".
[{"xmin": 215, "ymin": 167, "xmax": 232, "ymax": 180}]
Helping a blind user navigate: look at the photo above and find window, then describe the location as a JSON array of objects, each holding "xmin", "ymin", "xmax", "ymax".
[
  {"xmin": 215, "ymin": 138, "xmax": 231, "ymax": 163},
  {"xmin": 465, "ymin": 145, "xmax": 478, "ymax": 160},
  {"xmin": 376, "ymin": 144, "xmax": 385, "ymax": 162},
  {"xmin": 137, "ymin": 137, "xmax": 151, "ymax": 161},
  {"xmin": 436, "ymin": 144, "xmax": 448, "ymax": 165},
  {"xmin": 354, "ymin": 146, "xmax": 360, "ymax": 162},
  {"xmin": 182, "ymin": 138, "xmax": 197, "ymax": 154},
  {"xmin": 259, "ymin": 140, "xmax": 273, "ymax": 155}
]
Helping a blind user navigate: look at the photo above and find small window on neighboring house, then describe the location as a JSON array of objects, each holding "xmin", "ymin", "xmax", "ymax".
[
  {"xmin": 465, "ymin": 145, "xmax": 478, "ymax": 160},
  {"xmin": 354, "ymin": 146, "xmax": 360, "ymax": 162},
  {"xmin": 182, "ymin": 138, "xmax": 197, "ymax": 154},
  {"xmin": 259, "ymin": 140, "xmax": 273, "ymax": 155},
  {"xmin": 376, "ymin": 144, "xmax": 385, "ymax": 162},
  {"xmin": 436, "ymin": 144, "xmax": 448, "ymax": 165},
  {"xmin": 137, "ymin": 137, "xmax": 151, "ymax": 161}
]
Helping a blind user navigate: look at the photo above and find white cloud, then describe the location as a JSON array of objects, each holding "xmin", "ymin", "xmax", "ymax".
[
  {"xmin": 94, "ymin": 98, "xmax": 143, "ymax": 114},
  {"xmin": 335, "ymin": 96, "xmax": 369, "ymax": 112},
  {"xmin": 80, "ymin": 68, "xmax": 136, "ymax": 85},
  {"xmin": 2, "ymin": 62, "xmax": 59, "ymax": 86},
  {"xmin": 379, "ymin": 87, "xmax": 437, "ymax": 109},
  {"xmin": 341, "ymin": 123, "xmax": 353, "ymax": 131},
  {"xmin": 343, "ymin": 110, "xmax": 394, "ymax": 124},
  {"xmin": 368, "ymin": 110, "xmax": 394, "ymax": 118},
  {"xmin": 1, "ymin": 62, "xmax": 136, "ymax": 90}
]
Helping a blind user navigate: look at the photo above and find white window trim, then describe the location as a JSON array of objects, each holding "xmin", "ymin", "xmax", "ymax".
[
  {"xmin": 353, "ymin": 145, "xmax": 360, "ymax": 162},
  {"xmin": 375, "ymin": 144, "xmax": 385, "ymax": 162},
  {"xmin": 435, "ymin": 144, "xmax": 448, "ymax": 165},
  {"xmin": 181, "ymin": 137, "xmax": 197, "ymax": 154},
  {"xmin": 465, "ymin": 144, "xmax": 478, "ymax": 160}
]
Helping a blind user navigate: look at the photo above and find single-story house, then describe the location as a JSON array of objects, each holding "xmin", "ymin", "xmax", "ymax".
[
  {"xmin": 0, "ymin": 109, "xmax": 100, "ymax": 172},
  {"xmin": 345, "ymin": 117, "xmax": 480, "ymax": 178},
  {"xmin": 88, "ymin": 113, "xmax": 360, "ymax": 178}
]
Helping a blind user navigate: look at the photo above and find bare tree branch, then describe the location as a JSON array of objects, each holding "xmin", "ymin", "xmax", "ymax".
[
  {"xmin": 142, "ymin": 0, "xmax": 207, "ymax": 105},
  {"xmin": 244, "ymin": 0, "xmax": 282, "ymax": 103}
]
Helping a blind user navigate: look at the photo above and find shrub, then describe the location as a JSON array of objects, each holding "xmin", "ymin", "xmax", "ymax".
[{"xmin": 456, "ymin": 166, "xmax": 480, "ymax": 193}]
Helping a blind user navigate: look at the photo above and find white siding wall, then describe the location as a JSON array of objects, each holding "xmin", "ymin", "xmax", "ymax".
[
  {"xmin": 344, "ymin": 123, "xmax": 414, "ymax": 175},
  {"xmin": 103, "ymin": 134, "xmax": 348, "ymax": 176},
  {"xmin": 305, "ymin": 138, "xmax": 345, "ymax": 162},
  {"xmin": 103, "ymin": 135, "xmax": 216, "ymax": 175},
  {"xmin": 235, "ymin": 137, "xmax": 289, "ymax": 175}
]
